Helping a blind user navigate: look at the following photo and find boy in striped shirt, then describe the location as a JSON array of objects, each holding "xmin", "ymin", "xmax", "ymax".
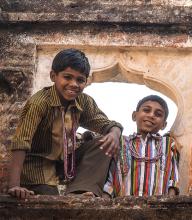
[
  {"xmin": 7, "ymin": 49, "xmax": 122, "ymax": 199},
  {"xmin": 103, "ymin": 95, "xmax": 179, "ymax": 197}
]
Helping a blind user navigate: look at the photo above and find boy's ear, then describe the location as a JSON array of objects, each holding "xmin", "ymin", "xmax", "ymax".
[
  {"xmin": 50, "ymin": 70, "xmax": 56, "ymax": 82},
  {"xmin": 161, "ymin": 121, "xmax": 167, "ymax": 130},
  {"xmin": 132, "ymin": 111, "xmax": 137, "ymax": 122}
]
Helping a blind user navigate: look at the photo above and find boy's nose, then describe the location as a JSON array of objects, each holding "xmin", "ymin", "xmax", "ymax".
[
  {"xmin": 148, "ymin": 111, "xmax": 155, "ymax": 118},
  {"xmin": 70, "ymin": 79, "xmax": 79, "ymax": 87}
]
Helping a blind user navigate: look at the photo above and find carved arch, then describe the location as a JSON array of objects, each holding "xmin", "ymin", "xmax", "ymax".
[{"xmin": 89, "ymin": 57, "xmax": 183, "ymax": 136}]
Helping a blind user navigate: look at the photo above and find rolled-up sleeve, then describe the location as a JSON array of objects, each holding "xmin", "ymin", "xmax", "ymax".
[{"xmin": 11, "ymin": 102, "xmax": 46, "ymax": 151}]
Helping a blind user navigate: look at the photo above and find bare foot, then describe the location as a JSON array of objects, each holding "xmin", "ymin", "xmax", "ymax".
[
  {"xmin": 81, "ymin": 191, "xmax": 96, "ymax": 197},
  {"xmin": 67, "ymin": 191, "xmax": 96, "ymax": 197}
]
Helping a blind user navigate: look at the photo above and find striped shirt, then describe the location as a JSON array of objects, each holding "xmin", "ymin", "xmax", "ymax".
[
  {"xmin": 11, "ymin": 85, "xmax": 122, "ymax": 186},
  {"xmin": 104, "ymin": 133, "xmax": 179, "ymax": 197}
]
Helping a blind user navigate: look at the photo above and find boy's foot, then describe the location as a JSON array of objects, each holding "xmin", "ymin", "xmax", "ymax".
[
  {"xmin": 67, "ymin": 191, "xmax": 96, "ymax": 197},
  {"xmin": 81, "ymin": 191, "xmax": 95, "ymax": 197}
]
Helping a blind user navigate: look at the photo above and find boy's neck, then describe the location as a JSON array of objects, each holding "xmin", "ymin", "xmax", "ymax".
[
  {"xmin": 55, "ymin": 89, "xmax": 70, "ymax": 109},
  {"xmin": 139, "ymin": 132, "xmax": 147, "ymax": 140},
  {"xmin": 58, "ymin": 94, "xmax": 70, "ymax": 110}
]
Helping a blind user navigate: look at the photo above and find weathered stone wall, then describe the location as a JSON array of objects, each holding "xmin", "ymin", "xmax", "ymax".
[
  {"xmin": 1, "ymin": 194, "xmax": 192, "ymax": 220},
  {"xmin": 1, "ymin": 0, "xmax": 192, "ymax": 196},
  {"xmin": 0, "ymin": 27, "xmax": 36, "ymax": 188}
]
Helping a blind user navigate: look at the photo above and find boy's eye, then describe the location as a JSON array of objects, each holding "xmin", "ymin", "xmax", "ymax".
[
  {"xmin": 63, "ymin": 75, "xmax": 72, "ymax": 80},
  {"xmin": 76, "ymin": 77, "xmax": 86, "ymax": 84},
  {"xmin": 143, "ymin": 108, "xmax": 150, "ymax": 113},
  {"xmin": 155, "ymin": 111, "xmax": 164, "ymax": 118},
  {"xmin": 62, "ymin": 74, "xmax": 86, "ymax": 84}
]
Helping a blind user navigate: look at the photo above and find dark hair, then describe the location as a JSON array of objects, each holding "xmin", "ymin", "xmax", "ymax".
[
  {"xmin": 51, "ymin": 48, "xmax": 90, "ymax": 77},
  {"xmin": 136, "ymin": 95, "xmax": 169, "ymax": 120}
]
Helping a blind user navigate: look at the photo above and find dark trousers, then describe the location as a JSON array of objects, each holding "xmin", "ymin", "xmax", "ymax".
[
  {"xmin": 65, "ymin": 136, "xmax": 111, "ymax": 197},
  {"xmin": 24, "ymin": 184, "xmax": 59, "ymax": 195},
  {"xmin": 23, "ymin": 137, "xmax": 111, "ymax": 197}
]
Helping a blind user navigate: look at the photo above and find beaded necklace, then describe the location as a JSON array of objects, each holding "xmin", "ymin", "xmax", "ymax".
[
  {"xmin": 61, "ymin": 107, "xmax": 77, "ymax": 182},
  {"xmin": 120, "ymin": 134, "xmax": 164, "ymax": 174},
  {"xmin": 128, "ymin": 135, "xmax": 163, "ymax": 163}
]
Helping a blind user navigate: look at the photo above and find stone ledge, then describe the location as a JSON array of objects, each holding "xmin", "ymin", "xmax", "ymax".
[
  {"xmin": 0, "ymin": 194, "xmax": 192, "ymax": 220},
  {"xmin": 0, "ymin": 5, "xmax": 192, "ymax": 26}
]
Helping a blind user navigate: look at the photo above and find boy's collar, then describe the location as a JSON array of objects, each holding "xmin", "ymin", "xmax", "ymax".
[
  {"xmin": 49, "ymin": 85, "xmax": 83, "ymax": 111},
  {"xmin": 129, "ymin": 132, "xmax": 161, "ymax": 140}
]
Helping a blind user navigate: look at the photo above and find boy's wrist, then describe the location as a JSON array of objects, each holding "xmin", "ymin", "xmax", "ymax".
[{"xmin": 109, "ymin": 126, "xmax": 121, "ymax": 139}]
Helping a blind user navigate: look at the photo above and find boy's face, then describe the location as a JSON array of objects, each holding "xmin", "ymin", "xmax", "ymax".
[
  {"xmin": 132, "ymin": 100, "xmax": 167, "ymax": 137},
  {"xmin": 50, "ymin": 67, "xmax": 87, "ymax": 102}
]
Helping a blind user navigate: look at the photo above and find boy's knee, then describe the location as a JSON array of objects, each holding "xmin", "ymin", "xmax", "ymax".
[{"xmin": 81, "ymin": 136, "xmax": 104, "ymax": 153}]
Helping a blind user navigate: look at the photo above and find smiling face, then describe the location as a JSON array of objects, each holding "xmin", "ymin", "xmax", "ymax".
[
  {"xmin": 132, "ymin": 100, "xmax": 167, "ymax": 138},
  {"xmin": 50, "ymin": 67, "xmax": 87, "ymax": 104}
]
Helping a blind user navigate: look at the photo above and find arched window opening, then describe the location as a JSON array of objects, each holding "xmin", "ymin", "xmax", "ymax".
[{"xmin": 78, "ymin": 82, "xmax": 178, "ymax": 136}]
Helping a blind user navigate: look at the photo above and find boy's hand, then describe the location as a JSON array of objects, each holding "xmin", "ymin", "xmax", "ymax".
[
  {"xmin": 8, "ymin": 186, "xmax": 34, "ymax": 199},
  {"xmin": 168, "ymin": 187, "xmax": 177, "ymax": 196},
  {"xmin": 99, "ymin": 127, "xmax": 121, "ymax": 158}
]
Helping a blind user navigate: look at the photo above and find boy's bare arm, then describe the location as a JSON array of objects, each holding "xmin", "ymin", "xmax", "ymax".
[{"xmin": 8, "ymin": 150, "xmax": 34, "ymax": 199}]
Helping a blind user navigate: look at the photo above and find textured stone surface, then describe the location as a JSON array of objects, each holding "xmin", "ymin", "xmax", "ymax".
[
  {"xmin": 0, "ymin": 194, "xmax": 192, "ymax": 220},
  {"xmin": 1, "ymin": 0, "xmax": 192, "ymax": 195},
  {"xmin": 0, "ymin": 1, "xmax": 192, "ymax": 27}
]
